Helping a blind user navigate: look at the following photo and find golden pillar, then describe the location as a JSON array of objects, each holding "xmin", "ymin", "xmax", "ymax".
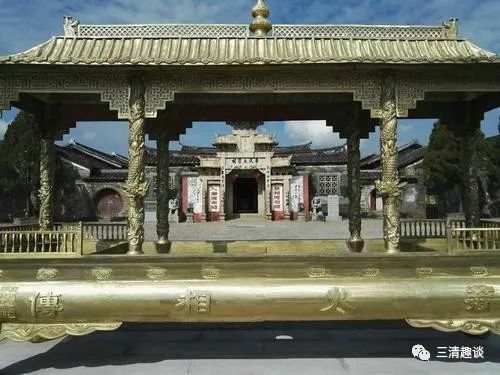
[
  {"xmin": 156, "ymin": 129, "xmax": 170, "ymax": 245},
  {"xmin": 38, "ymin": 127, "xmax": 55, "ymax": 231},
  {"xmin": 123, "ymin": 75, "xmax": 149, "ymax": 255},
  {"xmin": 375, "ymin": 74, "xmax": 405, "ymax": 253},
  {"xmin": 346, "ymin": 122, "xmax": 363, "ymax": 252}
]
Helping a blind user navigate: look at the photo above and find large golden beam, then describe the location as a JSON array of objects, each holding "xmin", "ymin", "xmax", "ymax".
[{"xmin": 1, "ymin": 253, "xmax": 499, "ymax": 341}]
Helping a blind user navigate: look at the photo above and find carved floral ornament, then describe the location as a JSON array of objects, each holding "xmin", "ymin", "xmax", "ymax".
[{"xmin": 1, "ymin": 71, "xmax": 498, "ymax": 120}]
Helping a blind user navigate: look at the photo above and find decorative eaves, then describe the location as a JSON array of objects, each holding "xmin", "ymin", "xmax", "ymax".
[{"xmin": 0, "ymin": 36, "xmax": 496, "ymax": 66}]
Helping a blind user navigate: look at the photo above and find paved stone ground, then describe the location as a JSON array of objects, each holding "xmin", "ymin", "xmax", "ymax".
[
  {"xmin": 0, "ymin": 322, "xmax": 498, "ymax": 374},
  {"xmin": 145, "ymin": 218, "xmax": 384, "ymax": 241}
]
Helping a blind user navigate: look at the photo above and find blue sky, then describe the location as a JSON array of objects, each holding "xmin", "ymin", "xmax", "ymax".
[{"xmin": 0, "ymin": 0, "xmax": 499, "ymax": 156}]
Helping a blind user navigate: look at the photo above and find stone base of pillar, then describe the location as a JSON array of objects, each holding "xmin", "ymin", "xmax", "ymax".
[
  {"xmin": 155, "ymin": 240, "xmax": 171, "ymax": 254},
  {"xmin": 297, "ymin": 212, "xmax": 306, "ymax": 222},
  {"xmin": 346, "ymin": 237, "xmax": 364, "ymax": 253},
  {"xmin": 185, "ymin": 213, "xmax": 194, "ymax": 223}
]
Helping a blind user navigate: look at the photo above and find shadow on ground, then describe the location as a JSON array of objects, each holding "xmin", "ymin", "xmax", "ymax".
[{"xmin": 1, "ymin": 321, "xmax": 499, "ymax": 374}]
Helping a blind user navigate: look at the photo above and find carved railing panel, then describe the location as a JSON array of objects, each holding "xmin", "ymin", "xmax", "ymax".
[
  {"xmin": 481, "ymin": 219, "xmax": 500, "ymax": 228},
  {"xmin": 0, "ymin": 229, "xmax": 82, "ymax": 255},
  {"xmin": 1, "ymin": 222, "xmax": 127, "ymax": 242},
  {"xmin": 76, "ymin": 23, "xmax": 448, "ymax": 40},
  {"xmin": 448, "ymin": 228, "xmax": 500, "ymax": 252},
  {"xmin": 400, "ymin": 219, "xmax": 448, "ymax": 238}
]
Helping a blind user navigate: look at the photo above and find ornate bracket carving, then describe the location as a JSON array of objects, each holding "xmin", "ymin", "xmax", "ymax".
[
  {"xmin": 0, "ymin": 322, "xmax": 122, "ymax": 342},
  {"xmin": 0, "ymin": 73, "xmax": 130, "ymax": 119},
  {"xmin": 406, "ymin": 318, "xmax": 500, "ymax": 336}
]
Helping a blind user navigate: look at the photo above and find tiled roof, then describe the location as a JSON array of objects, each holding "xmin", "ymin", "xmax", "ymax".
[
  {"xmin": 360, "ymin": 141, "xmax": 425, "ymax": 169},
  {"xmin": 146, "ymin": 147, "xmax": 199, "ymax": 166},
  {"xmin": 398, "ymin": 146, "xmax": 426, "ymax": 168},
  {"xmin": 274, "ymin": 143, "xmax": 312, "ymax": 154},
  {"xmin": 361, "ymin": 170, "xmax": 381, "ymax": 180},
  {"xmin": 180, "ymin": 145, "xmax": 217, "ymax": 155},
  {"xmin": 85, "ymin": 170, "xmax": 128, "ymax": 181},
  {"xmin": 2, "ymin": 36, "xmax": 496, "ymax": 66},
  {"xmin": 56, "ymin": 142, "xmax": 126, "ymax": 170},
  {"xmin": 291, "ymin": 145, "xmax": 347, "ymax": 165}
]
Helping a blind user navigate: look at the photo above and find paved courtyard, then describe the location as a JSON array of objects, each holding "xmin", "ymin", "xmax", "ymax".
[
  {"xmin": 1, "ymin": 322, "xmax": 498, "ymax": 374},
  {"xmin": 145, "ymin": 218, "xmax": 384, "ymax": 241}
]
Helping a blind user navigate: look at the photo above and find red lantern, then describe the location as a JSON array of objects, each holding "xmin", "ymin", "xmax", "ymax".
[
  {"xmin": 231, "ymin": 174, "xmax": 239, "ymax": 183},
  {"xmin": 253, "ymin": 170, "xmax": 262, "ymax": 181}
]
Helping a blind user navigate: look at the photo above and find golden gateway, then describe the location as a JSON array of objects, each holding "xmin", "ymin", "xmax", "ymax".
[{"xmin": 1, "ymin": 1, "xmax": 499, "ymax": 342}]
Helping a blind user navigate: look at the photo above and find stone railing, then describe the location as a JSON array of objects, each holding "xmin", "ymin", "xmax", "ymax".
[
  {"xmin": 0, "ymin": 227, "xmax": 83, "ymax": 256},
  {"xmin": 80, "ymin": 222, "xmax": 127, "ymax": 241},
  {"xmin": 480, "ymin": 219, "xmax": 500, "ymax": 228},
  {"xmin": 400, "ymin": 219, "xmax": 465, "ymax": 238},
  {"xmin": 447, "ymin": 228, "xmax": 500, "ymax": 252},
  {"xmin": 73, "ymin": 23, "xmax": 450, "ymax": 40},
  {"xmin": 0, "ymin": 224, "xmax": 39, "ymax": 232}
]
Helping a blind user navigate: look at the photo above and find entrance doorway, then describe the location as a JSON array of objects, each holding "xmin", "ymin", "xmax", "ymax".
[{"xmin": 233, "ymin": 178, "xmax": 258, "ymax": 213}]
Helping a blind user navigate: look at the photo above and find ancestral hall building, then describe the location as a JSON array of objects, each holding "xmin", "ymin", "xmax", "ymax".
[{"xmin": 54, "ymin": 123, "xmax": 427, "ymax": 222}]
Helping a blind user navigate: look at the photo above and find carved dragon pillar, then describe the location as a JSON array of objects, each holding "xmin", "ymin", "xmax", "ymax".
[
  {"xmin": 375, "ymin": 74, "xmax": 405, "ymax": 253},
  {"xmin": 123, "ymin": 75, "xmax": 149, "ymax": 255},
  {"xmin": 38, "ymin": 126, "xmax": 55, "ymax": 231},
  {"xmin": 156, "ymin": 129, "xmax": 170, "ymax": 248},
  {"xmin": 346, "ymin": 118, "xmax": 363, "ymax": 252}
]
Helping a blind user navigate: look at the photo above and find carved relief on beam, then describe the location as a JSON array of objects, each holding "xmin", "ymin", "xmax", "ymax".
[
  {"xmin": 141, "ymin": 72, "xmax": 384, "ymax": 118},
  {"xmin": 396, "ymin": 71, "xmax": 500, "ymax": 117},
  {"xmin": 0, "ymin": 73, "xmax": 130, "ymax": 119},
  {"xmin": 0, "ymin": 322, "xmax": 122, "ymax": 343},
  {"xmin": 145, "ymin": 75, "xmax": 175, "ymax": 118}
]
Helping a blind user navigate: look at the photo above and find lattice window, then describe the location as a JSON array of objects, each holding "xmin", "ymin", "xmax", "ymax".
[
  {"xmin": 150, "ymin": 176, "xmax": 158, "ymax": 198},
  {"xmin": 318, "ymin": 175, "xmax": 340, "ymax": 196}
]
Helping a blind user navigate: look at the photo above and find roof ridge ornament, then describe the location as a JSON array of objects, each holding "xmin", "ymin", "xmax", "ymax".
[
  {"xmin": 63, "ymin": 16, "xmax": 80, "ymax": 37},
  {"xmin": 249, "ymin": 0, "xmax": 272, "ymax": 37},
  {"xmin": 442, "ymin": 18, "xmax": 458, "ymax": 39}
]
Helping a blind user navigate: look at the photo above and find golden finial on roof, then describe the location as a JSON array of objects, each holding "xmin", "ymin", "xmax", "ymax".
[{"xmin": 249, "ymin": 0, "xmax": 272, "ymax": 37}]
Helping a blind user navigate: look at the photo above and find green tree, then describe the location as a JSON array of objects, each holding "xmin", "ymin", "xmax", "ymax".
[
  {"xmin": 0, "ymin": 111, "xmax": 78, "ymax": 219},
  {"xmin": 0, "ymin": 111, "xmax": 40, "ymax": 216},
  {"xmin": 423, "ymin": 121, "xmax": 499, "ymax": 215},
  {"xmin": 422, "ymin": 121, "xmax": 461, "ymax": 193}
]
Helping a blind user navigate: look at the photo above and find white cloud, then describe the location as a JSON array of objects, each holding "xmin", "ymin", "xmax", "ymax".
[
  {"xmin": 284, "ymin": 120, "xmax": 343, "ymax": 148},
  {"xmin": 0, "ymin": 119, "xmax": 8, "ymax": 140}
]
